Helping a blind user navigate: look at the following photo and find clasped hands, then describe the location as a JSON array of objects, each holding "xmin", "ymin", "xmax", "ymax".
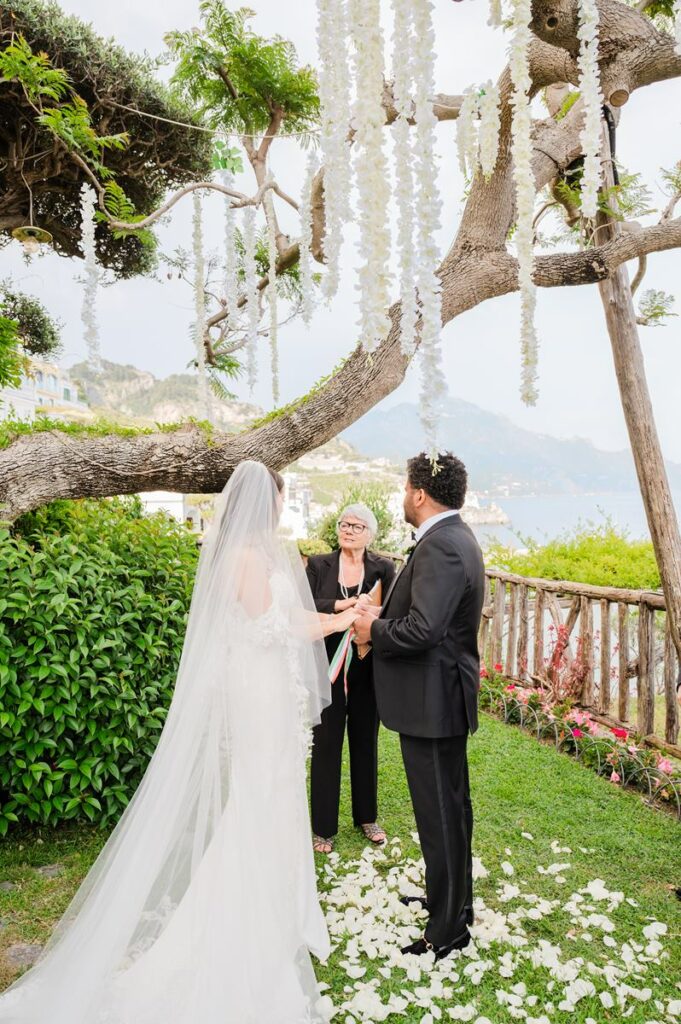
[{"xmin": 334, "ymin": 593, "xmax": 381, "ymax": 645}]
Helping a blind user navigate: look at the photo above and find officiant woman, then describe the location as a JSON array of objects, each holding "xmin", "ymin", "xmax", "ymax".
[{"xmin": 306, "ymin": 504, "xmax": 396, "ymax": 854}]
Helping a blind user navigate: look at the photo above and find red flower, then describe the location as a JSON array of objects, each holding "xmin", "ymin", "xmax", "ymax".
[
  {"xmin": 571, "ymin": 728, "xmax": 584, "ymax": 738},
  {"xmin": 494, "ymin": 663, "xmax": 503, "ymax": 672},
  {"xmin": 610, "ymin": 727, "xmax": 628, "ymax": 740},
  {"xmin": 504, "ymin": 684, "xmax": 516, "ymax": 692}
]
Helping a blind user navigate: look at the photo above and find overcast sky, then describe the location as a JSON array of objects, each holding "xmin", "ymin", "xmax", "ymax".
[{"xmin": 2, "ymin": 0, "xmax": 680, "ymax": 460}]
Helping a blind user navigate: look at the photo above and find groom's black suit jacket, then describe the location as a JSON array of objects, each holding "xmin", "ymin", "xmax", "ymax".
[{"xmin": 370, "ymin": 515, "xmax": 485, "ymax": 739}]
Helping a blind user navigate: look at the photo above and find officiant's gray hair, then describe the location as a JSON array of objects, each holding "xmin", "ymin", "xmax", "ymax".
[{"xmin": 339, "ymin": 502, "xmax": 378, "ymax": 542}]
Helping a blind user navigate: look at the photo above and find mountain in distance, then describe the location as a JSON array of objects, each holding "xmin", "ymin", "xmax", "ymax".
[
  {"xmin": 70, "ymin": 360, "xmax": 259, "ymax": 432},
  {"xmin": 341, "ymin": 397, "xmax": 681, "ymax": 496}
]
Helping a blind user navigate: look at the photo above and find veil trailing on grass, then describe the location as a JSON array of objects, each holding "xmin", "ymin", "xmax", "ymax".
[{"xmin": 0, "ymin": 461, "xmax": 332, "ymax": 1024}]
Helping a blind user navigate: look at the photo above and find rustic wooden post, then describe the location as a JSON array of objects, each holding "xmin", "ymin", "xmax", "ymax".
[
  {"xmin": 517, "ymin": 584, "xmax": 529, "ymax": 682},
  {"xmin": 533, "ymin": 587, "xmax": 545, "ymax": 679},
  {"xmin": 479, "ymin": 575, "xmax": 491, "ymax": 664},
  {"xmin": 580, "ymin": 597, "xmax": 594, "ymax": 705},
  {"xmin": 663, "ymin": 620, "xmax": 680, "ymax": 745},
  {"xmin": 618, "ymin": 602, "xmax": 630, "ymax": 722},
  {"xmin": 599, "ymin": 599, "xmax": 611, "ymax": 714},
  {"xmin": 597, "ymin": 126, "xmax": 681, "ymax": 666},
  {"xmin": 506, "ymin": 583, "xmax": 518, "ymax": 677},
  {"xmin": 637, "ymin": 603, "xmax": 656, "ymax": 735},
  {"xmin": 491, "ymin": 579, "xmax": 506, "ymax": 669}
]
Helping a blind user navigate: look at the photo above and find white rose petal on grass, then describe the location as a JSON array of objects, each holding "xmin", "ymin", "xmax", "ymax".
[
  {"xmin": 501, "ymin": 861, "xmax": 515, "ymax": 876},
  {"xmin": 447, "ymin": 1005, "xmax": 477, "ymax": 1021},
  {"xmin": 472, "ymin": 857, "xmax": 488, "ymax": 879},
  {"xmin": 521, "ymin": 832, "xmax": 534, "ymax": 841},
  {"xmin": 642, "ymin": 921, "xmax": 667, "ymax": 940}
]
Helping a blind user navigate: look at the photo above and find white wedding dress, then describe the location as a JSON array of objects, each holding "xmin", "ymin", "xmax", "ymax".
[{"xmin": 0, "ymin": 463, "xmax": 333, "ymax": 1024}]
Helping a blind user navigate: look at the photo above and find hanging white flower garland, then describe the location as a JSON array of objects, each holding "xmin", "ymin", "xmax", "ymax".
[
  {"xmin": 457, "ymin": 88, "xmax": 480, "ymax": 180},
  {"xmin": 192, "ymin": 191, "xmax": 210, "ymax": 419},
  {"xmin": 349, "ymin": 0, "xmax": 392, "ymax": 352},
  {"xmin": 298, "ymin": 152, "xmax": 318, "ymax": 327},
  {"xmin": 220, "ymin": 171, "xmax": 240, "ymax": 331},
  {"xmin": 488, "ymin": 0, "xmax": 503, "ymax": 28},
  {"xmin": 675, "ymin": 0, "xmax": 681, "ymax": 56},
  {"xmin": 316, "ymin": 0, "xmax": 352, "ymax": 302},
  {"xmin": 241, "ymin": 205, "xmax": 260, "ymax": 394},
  {"xmin": 576, "ymin": 0, "xmax": 603, "ymax": 219},
  {"xmin": 509, "ymin": 0, "xmax": 539, "ymax": 406},
  {"xmin": 391, "ymin": 0, "xmax": 418, "ymax": 356},
  {"xmin": 478, "ymin": 81, "xmax": 502, "ymax": 180},
  {"xmin": 79, "ymin": 184, "xmax": 102, "ymax": 375},
  {"xmin": 263, "ymin": 188, "xmax": 280, "ymax": 406}
]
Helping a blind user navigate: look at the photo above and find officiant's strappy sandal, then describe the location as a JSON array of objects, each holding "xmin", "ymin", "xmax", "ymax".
[
  {"xmin": 360, "ymin": 822, "xmax": 387, "ymax": 845},
  {"xmin": 312, "ymin": 835, "xmax": 334, "ymax": 855}
]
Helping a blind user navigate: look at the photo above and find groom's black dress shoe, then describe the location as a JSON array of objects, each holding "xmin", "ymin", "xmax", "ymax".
[
  {"xmin": 400, "ymin": 929, "xmax": 471, "ymax": 960},
  {"xmin": 399, "ymin": 896, "xmax": 475, "ymax": 927}
]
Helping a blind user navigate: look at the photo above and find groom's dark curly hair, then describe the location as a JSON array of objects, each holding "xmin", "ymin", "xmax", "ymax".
[{"xmin": 407, "ymin": 452, "xmax": 468, "ymax": 509}]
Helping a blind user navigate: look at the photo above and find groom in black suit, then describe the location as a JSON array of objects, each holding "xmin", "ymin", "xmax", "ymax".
[{"xmin": 354, "ymin": 452, "xmax": 485, "ymax": 961}]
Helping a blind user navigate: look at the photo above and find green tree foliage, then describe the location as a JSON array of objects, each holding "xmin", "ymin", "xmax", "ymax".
[
  {"xmin": 485, "ymin": 520, "xmax": 661, "ymax": 590},
  {"xmin": 0, "ymin": 1, "xmax": 212, "ymax": 277},
  {"xmin": 0, "ymin": 280, "xmax": 62, "ymax": 358},
  {"xmin": 0, "ymin": 307, "xmax": 24, "ymax": 390},
  {"xmin": 0, "ymin": 498, "xmax": 199, "ymax": 832},
  {"xmin": 166, "ymin": 3, "xmax": 320, "ymax": 135}
]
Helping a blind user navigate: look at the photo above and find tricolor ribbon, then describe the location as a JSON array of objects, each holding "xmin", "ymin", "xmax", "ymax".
[{"xmin": 329, "ymin": 628, "xmax": 354, "ymax": 694}]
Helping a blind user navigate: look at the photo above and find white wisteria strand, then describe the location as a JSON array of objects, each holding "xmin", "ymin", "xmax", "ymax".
[
  {"xmin": 220, "ymin": 170, "xmax": 240, "ymax": 331},
  {"xmin": 412, "ymin": 0, "xmax": 446, "ymax": 451},
  {"xmin": 456, "ymin": 88, "xmax": 480, "ymax": 179},
  {"xmin": 576, "ymin": 0, "xmax": 604, "ymax": 219},
  {"xmin": 263, "ymin": 187, "xmax": 280, "ymax": 406},
  {"xmin": 316, "ymin": 0, "xmax": 352, "ymax": 302},
  {"xmin": 241, "ymin": 205, "xmax": 260, "ymax": 394},
  {"xmin": 298, "ymin": 152, "xmax": 318, "ymax": 327},
  {"xmin": 488, "ymin": 0, "xmax": 503, "ymax": 28},
  {"xmin": 191, "ymin": 191, "xmax": 210, "ymax": 419},
  {"xmin": 675, "ymin": 0, "xmax": 681, "ymax": 56},
  {"xmin": 79, "ymin": 184, "xmax": 102, "ymax": 375},
  {"xmin": 391, "ymin": 0, "xmax": 418, "ymax": 356},
  {"xmin": 349, "ymin": 0, "xmax": 392, "ymax": 352},
  {"xmin": 509, "ymin": 0, "xmax": 539, "ymax": 405},
  {"xmin": 478, "ymin": 80, "xmax": 502, "ymax": 180}
]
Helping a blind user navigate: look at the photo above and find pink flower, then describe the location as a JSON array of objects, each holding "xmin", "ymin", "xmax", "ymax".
[
  {"xmin": 505, "ymin": 684, "xmax": 516, "ymax": 692},
  {"xmin": 627, "ymin": 745, "xmax": 639, "ymax": 755},
  {"xmin": 610, "ymin": 727, "xmax": 628, "ymax": 740},
  {"xmin": 480, "ymin": 667, "xmax": 488, "ymax": 679},
  {"xmin": 657, "ymin": 758, "xmax": 674, "ymax": 775},
  {"xmin": 610, "ymin": 770, "xmax": 621, "ymax": 783},
  {"xmin": 572, "ymin": 728, "xmax": 584, "ymax": 738}
]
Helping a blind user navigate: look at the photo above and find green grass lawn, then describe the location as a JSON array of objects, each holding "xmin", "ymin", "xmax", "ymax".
[{"xmin": 1, "ymin": 713, "xmax": 680, "ymax": 1021}]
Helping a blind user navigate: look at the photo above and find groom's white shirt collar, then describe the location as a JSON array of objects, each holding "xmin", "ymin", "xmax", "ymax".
[{"xmin": 414, "ymin": 508, "xmax": 460, "ymax": 543}]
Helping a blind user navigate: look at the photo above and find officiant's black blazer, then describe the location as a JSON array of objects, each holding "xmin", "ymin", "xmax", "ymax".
[
  {"xmin": 370, "ymin": 516, "xmax": 485, "ymax": 739},
  {"xmin": 305, "ymin": 549, "xmax": 396, "ymax": 616}
]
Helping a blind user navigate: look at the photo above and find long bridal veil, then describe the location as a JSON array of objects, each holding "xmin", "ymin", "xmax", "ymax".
[{"xmin": 0, "ymin": 461, "xmax": 332, "ymax": 1023}]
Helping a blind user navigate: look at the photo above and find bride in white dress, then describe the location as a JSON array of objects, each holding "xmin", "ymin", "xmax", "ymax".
[{"xmin": 0, "ymin": 461, "xmax": 356, "ymax": 1024}]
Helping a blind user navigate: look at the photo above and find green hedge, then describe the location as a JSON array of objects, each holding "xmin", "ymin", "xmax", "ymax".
[
  {"xmin": 485, "ymin": 520, "xmax": 661, "ymax": 590},
  {"xmin": 0, "ymin": 498, "xmax": 198, "ymax": 834}
]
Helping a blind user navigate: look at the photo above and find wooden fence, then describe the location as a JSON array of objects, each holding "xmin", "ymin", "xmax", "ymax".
[{"xmin": 480, "ymin": 570, "xmax": 680, "ymax": 754}]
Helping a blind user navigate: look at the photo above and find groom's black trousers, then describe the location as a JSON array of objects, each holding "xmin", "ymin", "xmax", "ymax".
[{"xmin": 399, "ymin": 732, "xmax": 473, "ymax": 947}]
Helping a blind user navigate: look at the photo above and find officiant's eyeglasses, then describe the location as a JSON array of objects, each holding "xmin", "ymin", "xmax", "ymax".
[{"xmin": 337, "ymin": 520, "xmax": 367, "ymax": 534}]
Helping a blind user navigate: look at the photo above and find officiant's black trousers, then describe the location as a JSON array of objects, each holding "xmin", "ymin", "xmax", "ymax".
[
  {"xmin": 310, "ymin": 654, "xmax": 379, "ymax": 839},
  {"xmin": 400, "ymin": 733, "xmax": 473, "ymax": 947}
]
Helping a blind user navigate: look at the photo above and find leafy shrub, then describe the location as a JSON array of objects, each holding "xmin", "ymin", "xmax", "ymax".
[
  {"xmin": 485, "ymin": 520, "xmax": 660, "ymax": 590},
  {"xmin": 314, "ymin": 482, "xmax": 396, "ymax": 552},
  {"xmin": 297, "ymin": 537, "xmax": 332, "ymax": 558},
  {"xmin": 0, "ymin": 498, "xmax": 199, "ymax": 834}
]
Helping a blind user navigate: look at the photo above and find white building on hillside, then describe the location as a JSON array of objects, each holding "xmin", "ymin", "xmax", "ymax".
[{"xmin": 0, "ymin": 358, "xmax": 89, "ymax": 421}]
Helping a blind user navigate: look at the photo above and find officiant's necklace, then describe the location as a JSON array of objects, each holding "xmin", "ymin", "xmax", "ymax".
[{"xmin": 339, "ymin": 555, "xmax": 364, "ymax": 601}]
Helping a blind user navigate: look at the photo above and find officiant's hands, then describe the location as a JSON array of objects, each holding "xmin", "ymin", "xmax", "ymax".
[{"xmin": 353, "ymin": 604, "xmax": 381, "ymax": 645}]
